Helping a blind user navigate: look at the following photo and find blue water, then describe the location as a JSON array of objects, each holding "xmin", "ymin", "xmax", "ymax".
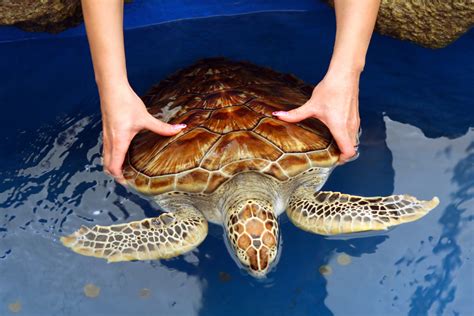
[{"xmin": 1, "ymin": 8, "xmax": 473, "ymax": 316}]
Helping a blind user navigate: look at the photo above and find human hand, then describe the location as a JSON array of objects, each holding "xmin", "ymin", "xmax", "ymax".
[
  {"xmin": 273, "ymin": 70, "xmax": 360, "ymax": 164},
  {"xmin": 99, "ymin": 82, "xmax": 186, "ymax": 183}
]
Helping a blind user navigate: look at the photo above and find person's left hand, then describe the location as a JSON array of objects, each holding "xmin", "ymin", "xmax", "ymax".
[{"xmin": 273, "ymin": 70, "xmax": 361, "ymax": 164}]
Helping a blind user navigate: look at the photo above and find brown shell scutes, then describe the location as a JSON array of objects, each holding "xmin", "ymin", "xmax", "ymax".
[{"xmin": 125, "ymin": 58, "xmax": 339, "ymax": 195}]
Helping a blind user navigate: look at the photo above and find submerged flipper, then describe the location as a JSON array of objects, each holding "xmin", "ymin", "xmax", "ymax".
[
  {"xmin": 61, "ymin": 206, "xmax": 208, "ymax": 262},
  {"xmin": 287, "ymin": 188, "xmax": 439, "ymax": 235}
]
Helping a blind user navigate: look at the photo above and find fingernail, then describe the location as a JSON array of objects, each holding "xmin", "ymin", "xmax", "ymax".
[
  {"xmin": 273, "ymin": 111, "xmax": 288, "ymax": 116},
  {"xmin": 173, "ymin": 124, "xmax": 187, "ymax": 129}
]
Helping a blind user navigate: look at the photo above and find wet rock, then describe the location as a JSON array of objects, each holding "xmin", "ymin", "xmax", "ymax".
[
  {"xmin": 218, "ymin": 271, "xmax": 232, "ymax": 282},
  {"xmin": 139, "ymin": 288, "xmax": 151, "ymax": 298},
  {"xmin": 83, "ymin": 283, "xmax": 101, "ymax": 298},
  {"xmin": 0, "ymin": 0, "xmax": 83, "ymax": 33},
  {"xmin": 325, "ymin": 0, "xmax": 474, "ymax": 48},
  {"xmin": 0, "ymin": 0, "xmax": 135, "ymax": 33},
  {"xmin": 318, "ymin": 265, "xmax": 332, "ymax": 276},
  {"xmin": 8, "ymin": 300, "xmax": 22, "ymax": 313},
  {"xmin": 336, "ymin": 253, "xmax": 351, "ymax": 266}
]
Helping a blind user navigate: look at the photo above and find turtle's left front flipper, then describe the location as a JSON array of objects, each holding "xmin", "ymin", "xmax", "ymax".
[
  {"xmin": 287, "ymin": 188, "xmax": 439, "ymax": 235},
  {"xmin": 61, "ymin": 206, "xmax": 208, "ymax": 262}
]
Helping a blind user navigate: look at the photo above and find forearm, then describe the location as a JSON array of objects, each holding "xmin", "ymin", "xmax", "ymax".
[
  {"xmin": 328, "ymin": 0, "xmax": 380, "ymax": 76},
  {"xmin": 275, "ymin": 0, "xmax": 379, "ymax": 161},
  {"xmin": 81, "ymin": 0, "xmax": 128, "ymax": 93},
  {"xmin": 81, "ymin": 1, "xmax": 183, "ymax": 179}
]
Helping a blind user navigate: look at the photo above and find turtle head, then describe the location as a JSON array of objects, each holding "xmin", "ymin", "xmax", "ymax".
[{"xmin": 224, "ymin": 199, "xmax": 279, "ymax": 278}]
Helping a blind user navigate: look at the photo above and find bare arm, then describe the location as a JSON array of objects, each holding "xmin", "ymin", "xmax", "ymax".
[
  {"xmin": 274, "ymin": 0, "xmax": 380, "ymax": 163},
  {"xmin": 81, "ymin": 0, "xmax": 185, "ymax": 182}
]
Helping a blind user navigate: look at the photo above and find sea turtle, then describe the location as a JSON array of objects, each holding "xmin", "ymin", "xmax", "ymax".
[{"xmin": 61, "ymin": 58, "xmax": 439, "ymax": 277}]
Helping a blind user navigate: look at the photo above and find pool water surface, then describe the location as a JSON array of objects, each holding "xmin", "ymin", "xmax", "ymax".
[{"xmin": 0, "ymin": 9, "xmax": 473, "ymax": 316}]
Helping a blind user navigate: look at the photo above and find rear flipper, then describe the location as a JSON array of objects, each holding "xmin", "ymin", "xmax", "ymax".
[
  {"xmin": 287, "ymin": 188, "xmax": 439, "ymax": 235},
  {"xmin": 61, "ymin": 206, "xmax": 208, "ymax": 262}
]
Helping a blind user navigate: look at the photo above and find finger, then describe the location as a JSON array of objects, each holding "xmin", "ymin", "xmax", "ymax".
[
  {"xmin": 353, "ymin": 99, "xmax": 361, "ymax": 146},
  {"xmin": 107, "ymin": 137, "xmax": 131, "ymax": 184},
  {"xmin": 102, "ymin": 131, "xmax": 111, "ymax": 175},
  {"xmin": 272, "ymin": 102, "xmax": 314, "ymax": 123},
  {"xmin": 145, "ymin": 115, "xmax": 186, "ymax": 136},
  {"xmin": 355, "ymin": 126, "xmax": 362, "ymax": 147},
  {"xmin": 330, "ymin": 127, "xmax": 357, "ymax": 164}
]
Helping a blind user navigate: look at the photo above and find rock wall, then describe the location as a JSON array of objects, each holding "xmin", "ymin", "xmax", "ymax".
[
  {"xmin": 326, "ymin": 0, "xmax": 473, "ymax": 48},
  {"xmin": 0, "ymin": 0, "xmax": 83, "ymax": 33},
  {"xmin": 0, "ymin": 0, "xmax": 472, "ymax": 48}
]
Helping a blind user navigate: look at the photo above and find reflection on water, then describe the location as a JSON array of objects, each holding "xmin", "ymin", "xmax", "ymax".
[
  {"xmin": 322, "ymin": 119, "xmax": 473, "ymax": 316},
  {"xmin": 1, "ymin": 107, "xmax": 472, "ymax": 316},
  {"xmin": 0, "ymin": 9, "xmax": 473, "ymax": 316},
  {"xmin": 0, "ymin": 112, "xmax": 206, "ymax": 315},
  {"xmin": 386, "ymin": 119, "xmax": 473, "ymax": 316}
]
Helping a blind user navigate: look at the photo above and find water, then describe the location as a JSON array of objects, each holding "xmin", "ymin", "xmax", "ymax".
[{"xmin": 0, "ymin": 10, "xmax": 473, "ymax": 316}]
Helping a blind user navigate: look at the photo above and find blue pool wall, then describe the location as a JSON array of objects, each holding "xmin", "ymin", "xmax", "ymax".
[
  {"xmin": 0, "ymin": 0, "xmax": 320, "ymax": 42},
  {"xmin": 0, "ymin": 6, "xmax": 472, "ymax": 155}
]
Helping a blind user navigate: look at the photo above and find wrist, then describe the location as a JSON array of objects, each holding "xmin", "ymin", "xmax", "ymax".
[
  {"xmin": 96, "ymin": 76, "xmax": 131, "ymax": 96},
  {"xmin": 323, "ymin": 66, "xmax": 361, "ymax": 86},
  {"xmin": 327, "ymin": 59, "xmax": 364, "ymax": 78},
  {"xmin": 327, "ymin": 49, "xmax": 365, "ymax": 75}
]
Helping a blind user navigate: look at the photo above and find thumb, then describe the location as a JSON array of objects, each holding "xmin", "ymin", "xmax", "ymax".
[
  {"xmin": 272, "ymin": 102, "xmax": 313, "ymax": 123},
  {"xmin": 145, "ymin": 115, "xmax": 186, "ymax": 136}
]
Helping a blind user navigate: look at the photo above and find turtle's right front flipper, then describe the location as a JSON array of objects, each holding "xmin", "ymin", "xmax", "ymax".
[
  {"xmin": 61, "ymin": 206, "xmax": 208, "ymax": 262},
  {"xmin": 286, "ymin": 187, "xmax": 439, "ymax": 235}
]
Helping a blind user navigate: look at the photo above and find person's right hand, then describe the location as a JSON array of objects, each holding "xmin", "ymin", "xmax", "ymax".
[{"xmin": 99, "ymin": 82, "xmax": 186, "ymax": 183}]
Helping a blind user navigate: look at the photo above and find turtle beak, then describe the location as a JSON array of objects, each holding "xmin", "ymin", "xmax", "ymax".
[
  {"xmin": 244, "ymin": 241, "xmax": 279, "ymax": 278},
  {"xmin": 224, "ymin": 199, "xmax": 279, "ymax": 278}
]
